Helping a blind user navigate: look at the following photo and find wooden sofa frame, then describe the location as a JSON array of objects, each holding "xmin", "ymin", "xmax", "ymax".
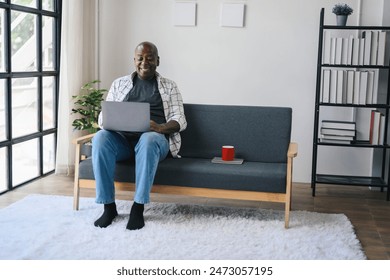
[{"xmin": 73, "ymin": 133, "xmax": 298, "ymax": 228}]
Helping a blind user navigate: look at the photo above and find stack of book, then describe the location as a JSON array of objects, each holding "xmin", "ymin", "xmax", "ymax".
[
  {"xmin": 369, "ymin": 110, "xmax": 385, "ymax": 145},
  {"xmin": 320, "ymin": 120, "xmax": 356, "ymax": 144}
]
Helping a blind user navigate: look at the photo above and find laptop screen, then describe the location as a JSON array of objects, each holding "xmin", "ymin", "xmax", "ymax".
[{"xmin": 101, "ymin": 101, "xmax": 150, "ymax": 132}]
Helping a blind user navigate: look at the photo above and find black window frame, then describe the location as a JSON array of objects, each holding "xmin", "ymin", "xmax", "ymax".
[{"xmin": 0, "ymin": 0, "xmax": 62, "ymax": 194}]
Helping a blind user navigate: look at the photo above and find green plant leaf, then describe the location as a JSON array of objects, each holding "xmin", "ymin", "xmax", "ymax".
[{"xmin": 71, "ymin": 80, "xmax": 107, "ymax": 131}]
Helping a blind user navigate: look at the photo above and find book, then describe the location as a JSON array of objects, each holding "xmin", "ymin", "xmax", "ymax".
[
  {"xmin": 323, "ymin": 30, "xmax": 331, "ymax": 64},
  {"xmin": 342, "ymin": 37, "xmax": 349, "ymax": 65},
  {"xmin": 366, "ymin": 71, "xmax": 374, "ymax": 104},
  {"xmin": 370, "ymin": 110, "xmax": 381, "ymax": 145},
  {"xmin": 335, "ymin": 37, "xmax": 343, "ymax": 64},
  {"xmin": 330, "ymin": 37, "xmax": 336, "ymax": 64},
  {"xmin": 371, "ymin": 31, "xmax": 379, "ymax": 65},
  {"xmin": 336, "ymin": 70, "xmax": 344, "ymax": 104},
  {"xmin": 379, "ymin": 114, "xmax": 385, "ymax": 145},
  {"xmin": 359, "ymin": 38, "xmax": 365, "ymax": 65},
  {"xmin": 211, "ymin": 157, "xmax": 244, "ymax": 165},
  {"xmin": 363, "ymin": 31, "xmax": 372, "ymax": 65},
  {"xmin": 320, "ymin": 139, "xmax": 352, "ymax": 144},
  {"xmin": 321, "ymin": 120, "xmax": 356, "ymax": 130},
  {"xmin": 353, "ymin": 71, "xmax": 360, "ymax": 104},
  {"xmin": 330, "ymin": 70, "xmax": 337, "ymax": 103},
  {"xmin": 319, "ymin": 137, "xmax": 352, "ymax": 144},
  {"xmin": 342, "ymin": 70, "xmax": 348, "ymax": 104},
  {"xmin": 346, "ymin": 70, "xmax": 354, "ymax": 103},
  {"xmin": 321, "ymin": 128, "xmax": 356, "ymax": 137},
  {"xmin": 347, "ymin": 35, "xmax": 354, "ymax": 65},
  {"xmin": 352, "ymin": 37, "xmax": 360, "ymax": 65},
  {"xmin": 320, "ymin": 134, "xmax": 354, "ymax": 141},
  {"xmin": 369, "ymin": 110, "xmax": 375, "ymax": 143},
  {"xmin": 372, "ymin": 69, "xmax": 379, "ymax": 104},
  {"xmin": 359, "ymin": 71, "xmax": 368, "ymax": 105},
  {"xmin": 377, "ymin": 31, "xmax": 386, "ymax": 66},
  {"xmin": 322, "ymin": 69, "xmax": 330, "ymax": 103}
]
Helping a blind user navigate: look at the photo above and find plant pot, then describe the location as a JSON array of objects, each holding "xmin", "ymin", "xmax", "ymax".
[{"xmin": 336, "ymin": 15, "xmax": 348, "ymax": 26}]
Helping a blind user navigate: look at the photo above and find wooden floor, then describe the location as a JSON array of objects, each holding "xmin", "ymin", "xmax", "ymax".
[{"xmin": 0, "ymin": 174, "xmax": 389, "ymax": 260}]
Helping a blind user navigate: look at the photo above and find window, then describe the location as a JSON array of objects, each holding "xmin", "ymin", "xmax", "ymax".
[{"xmin": 0, "ymin": 0, "xmax": 61, "ymax": 193}]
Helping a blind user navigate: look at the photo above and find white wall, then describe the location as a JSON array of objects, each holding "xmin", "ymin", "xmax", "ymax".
[{"xmin": 97, "ymin": 0, "xmax": 384, "ymax": 183}]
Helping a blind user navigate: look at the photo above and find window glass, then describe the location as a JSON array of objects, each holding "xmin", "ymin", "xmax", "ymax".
[
  {"xmin": 43, "ymin": 133, "xmax": 55, "ymax": 173},
  {"xmin": 0, "ymin": 9, "xmax": 5, "ymax": 72},
  {"xmin": 42, "ymin": 76, "xmax": 55, "ymax": 130},
  {"xmin": 0, "ymin": 79, "xmax": 5, "ymax": 141},
  {"xmin": 11, "ymin": 0, "xmax": 37, "ymax": 8},
  {"xmin": 42, "ymin": 0, "xmax": 54, "ymax": 11},
  {"xmin": 12, "ymin": 77, "xmax": 38, "ymax": 137},
  {"xmin": 42, "ymin": 16, "xmax": 54, "ymax": 71},
  {"xmin": 0, "ymin": 148, "xmax": 6, "ymax": 193},
  {"xmin": 12, "ymin": 138, "xmax": 38, "ymax": 186},
  {"xmin": 11, "ymin": 11, "xmax": 37, "ymax": 72}
]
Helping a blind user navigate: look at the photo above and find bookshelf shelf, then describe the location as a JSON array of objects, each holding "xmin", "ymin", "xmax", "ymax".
[
  {"xmin": 323, "ymin": 25, "xmax": 390, "ymax": 30},
  {"xmin": 317, "ymin": 139, "xmax": 390, "ymax": 148},
  {"xmin": 316, "ymin": 174, "xmax": 386, "ymax": 187},
  {"xmin": 312, "ymin": 8, "xmax": 390, "ymax": 201},
  {"xmin": 318, "ymin": 103, "xmax": 390, "ymax": 108},
  {"xmin": 321, "ymin": 64, "xmax": 390, "ymax": 69}
]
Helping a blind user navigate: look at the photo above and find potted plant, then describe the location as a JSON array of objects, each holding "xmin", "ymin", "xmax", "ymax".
[
  {"xmin": 72, "ymin": 80, "xmax": 107, "ymax": 156},
  {"xmin": 332, "ymin": 3, "xmax": 353, "ymax": 26}
]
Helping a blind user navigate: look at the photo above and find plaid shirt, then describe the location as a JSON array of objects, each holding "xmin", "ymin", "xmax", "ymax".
[{"xmin": 98, "ymin": 72, "xmax": 187, "ymax": 158}]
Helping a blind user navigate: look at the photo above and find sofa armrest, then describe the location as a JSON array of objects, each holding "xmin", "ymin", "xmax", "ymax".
[
  {"xmin": 72, "ymin": 133, "xmax": 96, "ymax": 145},
  {"xmin": 287, "ymin": 142, "xmax": 298, "ymax": 158}
]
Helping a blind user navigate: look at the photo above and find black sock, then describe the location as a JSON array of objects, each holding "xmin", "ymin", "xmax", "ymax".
[
  {"xmin": 94, "ymin": 202, "xmax": 118, "ymax": 228},
  {"xmin": 126, "ymin": 202, "xmax": 145, "ymax": 230}
]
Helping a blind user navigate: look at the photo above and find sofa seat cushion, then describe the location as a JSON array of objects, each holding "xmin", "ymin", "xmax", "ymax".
[{"xmin": 78, "ymin": 157, "xmax": 287, "ymax": 193}]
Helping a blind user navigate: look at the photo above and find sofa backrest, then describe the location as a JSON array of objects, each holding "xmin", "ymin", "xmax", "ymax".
[{"xmin": 179, "ymin": 104, "xmax": 292, "ymax": 163}]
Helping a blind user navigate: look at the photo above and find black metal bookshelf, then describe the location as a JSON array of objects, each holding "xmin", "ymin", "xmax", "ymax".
[{"xmin": 312, "ymin": 8, "xmax": 390, "ymax": 200}]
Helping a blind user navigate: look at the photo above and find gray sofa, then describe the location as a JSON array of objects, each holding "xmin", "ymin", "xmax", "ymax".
[{"xmin": 73, "ymin": 104, "xmax": 297, "ymax": 228}]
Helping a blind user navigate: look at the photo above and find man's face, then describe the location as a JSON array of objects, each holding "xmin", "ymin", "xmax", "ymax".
[{"xmin": 134, "ymin": 44, "xmax": 159, "ymax": 80}]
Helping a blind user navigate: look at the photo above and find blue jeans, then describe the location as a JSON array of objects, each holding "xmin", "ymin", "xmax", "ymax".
[{"xmin": 92, "ymin": 130, "xmax": 169, "ymax": 204}]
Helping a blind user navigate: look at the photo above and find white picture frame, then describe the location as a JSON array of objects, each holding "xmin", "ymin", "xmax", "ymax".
[
  {"xmin": 220, "ymin": 3, "xmax": 245, "ymax": 28},
  {"xmin": 174, "ymin": 2, "xmax": 197, "ymax": 26}
]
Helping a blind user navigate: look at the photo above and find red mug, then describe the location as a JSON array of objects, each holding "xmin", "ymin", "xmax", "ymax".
[{"xmin": 222, "ymin": 145, "xmax": 235, "ymax": 161}]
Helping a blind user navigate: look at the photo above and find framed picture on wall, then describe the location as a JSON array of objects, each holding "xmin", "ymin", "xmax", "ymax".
[
  {"xmin": 174, "ymin": 2, "xmax": 197, "ymax": 26},
  {"xmin": 220, "ymin": 3, "xmax": 246, "ymax": 28}
]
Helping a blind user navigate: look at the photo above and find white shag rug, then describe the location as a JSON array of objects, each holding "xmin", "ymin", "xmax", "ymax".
[{"xmin": 0, "ymin": 194, "xmax": 365, "ymax": 260}]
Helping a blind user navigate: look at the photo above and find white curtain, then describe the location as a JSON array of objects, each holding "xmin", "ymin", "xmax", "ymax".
[{"xmin": 55, "ymin": 0, "xmax": 99, "ymax": 175}]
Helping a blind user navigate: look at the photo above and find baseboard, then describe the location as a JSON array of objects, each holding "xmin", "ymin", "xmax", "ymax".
[{"xmin": 55, "ymin": 165, "xmax": 75, "ymax": 176}]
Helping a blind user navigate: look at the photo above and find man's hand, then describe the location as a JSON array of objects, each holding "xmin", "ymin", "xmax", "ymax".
[{"xmin": 150, "ymin": 120, "xmax": 180, "ymax": 134}]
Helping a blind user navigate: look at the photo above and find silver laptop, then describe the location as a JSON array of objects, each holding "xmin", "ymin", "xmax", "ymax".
[{"xmin": 101, "ymin": 101, "xmax": 150, "ymax": 132}]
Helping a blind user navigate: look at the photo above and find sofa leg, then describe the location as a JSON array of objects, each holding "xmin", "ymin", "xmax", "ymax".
[
  {"xmin": 284, "ymin": 203, "xmax": 290, "ymax": 228},
  {"xmin": 284, "ymin": 185, "xmax": 292, "ymax": 228},
  {"xmin": 284, "ymin": 152, "xmax": 294, "ymax": 228},
  {"xmin": 73, "ymin": 180, "xmax": 80, "ymax": 211},
  {"xmin": 73, "ymin": 142, "xmax": 82, "ymax": 210}
]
